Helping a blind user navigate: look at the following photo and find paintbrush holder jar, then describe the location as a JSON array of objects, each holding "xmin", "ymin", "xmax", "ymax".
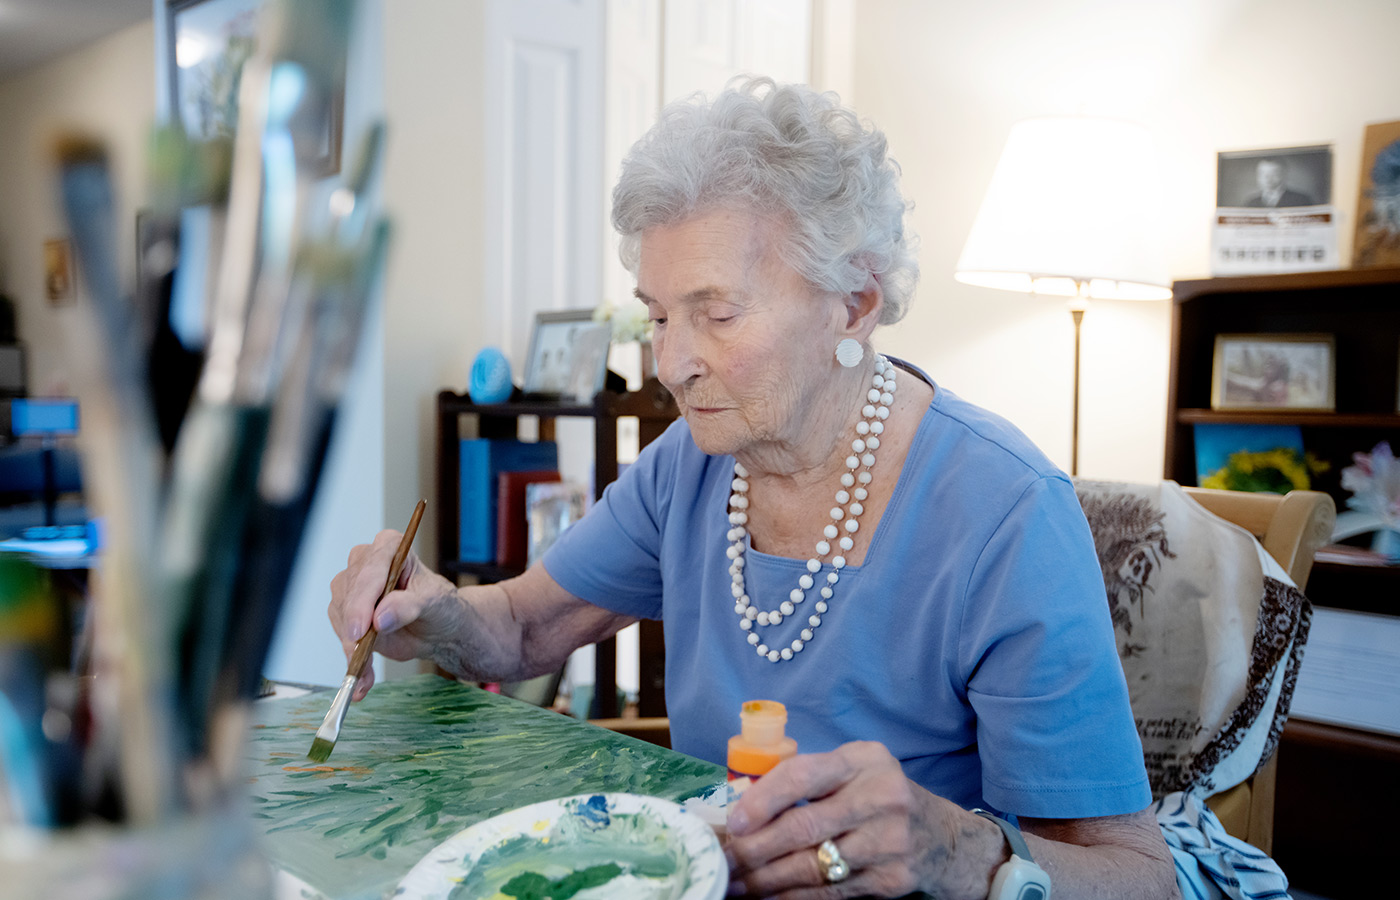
[{"xmin": 2, "ymin": 797, "xmax": 273, "ymax": 899}]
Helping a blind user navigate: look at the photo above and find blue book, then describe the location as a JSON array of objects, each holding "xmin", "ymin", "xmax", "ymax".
[{"xmin": 459, "ymin": 440, "xmax": 558, "ymax": 562}]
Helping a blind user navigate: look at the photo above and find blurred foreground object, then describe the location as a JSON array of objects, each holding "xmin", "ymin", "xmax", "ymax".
[{"xmin": 3, "ymin": 1, "xmax": 386, "ymax": 862}]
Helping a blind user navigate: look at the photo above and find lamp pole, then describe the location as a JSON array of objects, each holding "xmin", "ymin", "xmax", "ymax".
[{"xmin": 1068, "ymin": 286, "xmax": 1089, "ymax": 477}]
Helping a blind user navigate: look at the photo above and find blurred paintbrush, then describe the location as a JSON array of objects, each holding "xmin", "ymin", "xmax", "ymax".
[
  {"xmin": 307, "ymin": 499, "xmax": 425, "ymax": 763},
  {"xmin": 55, "ymin": 137, "xmax": 177, "ymax": 824},
  {"xmin": 220, "ymin": 220, "xmax": 392, "ymax": 708}
]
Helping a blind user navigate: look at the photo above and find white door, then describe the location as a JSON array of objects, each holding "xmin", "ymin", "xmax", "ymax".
[{"xmin": 483, "ymin": 0, "xmax": 606, "ymax": 368}]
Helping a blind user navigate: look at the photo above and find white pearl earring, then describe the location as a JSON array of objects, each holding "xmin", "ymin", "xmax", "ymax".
[{"xmin": 835, "ymin": 338, "xmax": 863, "ymax": 368}]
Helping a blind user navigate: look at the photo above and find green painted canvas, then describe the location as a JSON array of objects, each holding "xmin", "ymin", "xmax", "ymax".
[{"xmin": 244, "ymin": 674, "xmax": 724, "ymax": 900}]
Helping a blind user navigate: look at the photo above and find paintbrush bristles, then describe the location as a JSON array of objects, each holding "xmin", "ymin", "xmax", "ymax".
[{"xmin": 306, "ymin": 736, "xmax": 334, "ymax": 763}]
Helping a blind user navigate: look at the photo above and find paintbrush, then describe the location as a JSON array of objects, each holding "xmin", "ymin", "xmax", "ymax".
[{"xmin": 308, "ymin": 498, "xmax": 426, "ymax": 763}]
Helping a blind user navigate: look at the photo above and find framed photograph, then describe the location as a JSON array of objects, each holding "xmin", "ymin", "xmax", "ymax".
[
  {"xmin": 1352, "ymin": 119, "xmax": 1400, "ymax": 269},
  {"xmin": 1212, "ymin": 145, "xmax": 1337, "ymax": 276},
  {"xmin": 525, "ymin": 481, "xmax": 588, "ymax": 568},
  {"xmin": 1216, "ymin": 145, "xmax": 1332, "ymax": 209},
  {"xmin": 1211, "ymin": 333, "xmax": 1335, "ymax": 411},
  {"xmin": 522, "ymin": 309, "xmax": 612, "ymax": 400},
  {"xmin": 43, "ymin": 238, "xmax": 74, "ymax": 305},
  {"xmin": 167, "ymin": 0, "xmax": 343, "ymax": 176}
]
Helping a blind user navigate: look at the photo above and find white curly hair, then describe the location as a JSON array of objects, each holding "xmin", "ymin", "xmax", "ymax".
[{"xmin": 611, "ymin": 77, "xmax": 919, "ymax": 325}]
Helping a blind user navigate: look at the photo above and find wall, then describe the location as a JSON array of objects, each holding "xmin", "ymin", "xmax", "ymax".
[
  {"xmin": 0, "ymin": 21, "xmax": 156, "ymax": 396},
  {"xmin": 378, "ymin": 0, "xmax": 488, "ymax": 576},
  {"xmin": 850, "ymin": 0, "xmax": 1400, "ymax": 481}
]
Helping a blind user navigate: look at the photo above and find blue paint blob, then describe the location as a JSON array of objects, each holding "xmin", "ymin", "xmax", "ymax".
[{"xmin": 574, "ymin": 795, "xmax": 610, "ymax": 831}]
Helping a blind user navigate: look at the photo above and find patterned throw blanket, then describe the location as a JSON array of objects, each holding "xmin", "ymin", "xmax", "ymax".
[{"xmin": 1074, "ymin": 480, "xmax": 1310, "ymax": 900}]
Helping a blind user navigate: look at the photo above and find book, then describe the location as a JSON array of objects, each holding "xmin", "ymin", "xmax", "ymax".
[
  {"xmin": 496, "ymin": 470, "xmax": 561, "ymax": 569},
  {"xmin": 458, "ymin": 440, "xmax": 558, "ymax": 562}
]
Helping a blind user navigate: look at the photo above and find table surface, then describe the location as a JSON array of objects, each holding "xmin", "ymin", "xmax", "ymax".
[{"xmin": 245, "ymin": 674, "xmax": 727, "ymax": 900}]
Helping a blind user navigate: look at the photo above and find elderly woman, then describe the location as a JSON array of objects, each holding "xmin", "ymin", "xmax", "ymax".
[{"xmin": 330, "ymin": 79, "xmax": 1178, "ymax": 899}]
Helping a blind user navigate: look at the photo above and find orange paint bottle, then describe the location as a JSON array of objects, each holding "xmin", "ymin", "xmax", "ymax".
[{"xmin": 727, "ymin": 700, "xmax": 798, "ymax": 782}]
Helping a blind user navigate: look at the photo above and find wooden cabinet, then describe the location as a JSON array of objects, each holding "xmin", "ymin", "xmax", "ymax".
[
  {"xmin": 1165, "ymin": 266, "xmax": 1400, "ymax": 609},
  {"xmin": 434, "ymin": 379, "xmax": 678, "ymax": 717},
  {"xmin": 1166, "ymin": 267, "xmax": 1400, "ymax": 892}
]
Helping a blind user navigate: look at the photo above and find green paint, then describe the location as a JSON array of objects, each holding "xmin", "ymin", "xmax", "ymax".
[
  {"xmin": 499, "ymin": 863, "xmax": 622, "ymax": 899},
  {"xmin": 443, "ymin": 805, "xmax": 684, "ymax": 900},
  {"xmin": 244, "ymin": 675, "xmax": 724, "ymax": 900}
]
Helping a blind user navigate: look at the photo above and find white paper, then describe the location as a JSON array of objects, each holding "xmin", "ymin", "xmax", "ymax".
[
  {"xmin": 1210, "ymin": 206, "xmax": 1339, "ymax": 275},
  {"xmin": 1290, "ymin": 607, "xmax": 1400, "ymax": 736}
]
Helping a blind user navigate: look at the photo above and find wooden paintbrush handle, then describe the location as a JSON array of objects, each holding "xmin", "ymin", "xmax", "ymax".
[
  {"xmin": 347, "ymin": 625, "xmax": 378, "ymax": 678},
  {"xmin": 347, "ymin": 499, "xmax": 427, "ymax": 678}
]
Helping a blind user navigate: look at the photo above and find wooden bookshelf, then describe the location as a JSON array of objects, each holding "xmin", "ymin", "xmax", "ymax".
[{"xmin": 434, "ymin": 379, "xmax": 678, "ymax": 717}]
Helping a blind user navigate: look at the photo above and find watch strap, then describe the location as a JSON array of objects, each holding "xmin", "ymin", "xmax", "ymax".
[{"xmin": 972, "ymin": 809, "xmax": 1036, "ymax": 863}]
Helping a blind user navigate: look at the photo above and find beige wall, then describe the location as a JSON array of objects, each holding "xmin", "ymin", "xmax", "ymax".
[
  {"xmin": 0, "ymin": 21, "xmax": 155, "ymax": 396},
  {"xmin": 851, "ymin": 0, "xmax": 1400, "ymax": 480},
  {"xmin": 380, "ymin": 0, "xmax": 488, "ymax": 568}
]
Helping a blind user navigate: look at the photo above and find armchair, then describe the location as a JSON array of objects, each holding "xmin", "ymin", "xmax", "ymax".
[{"xmin": 1075, "ymin": 479, "xmax": 1334, "ymax": 898}]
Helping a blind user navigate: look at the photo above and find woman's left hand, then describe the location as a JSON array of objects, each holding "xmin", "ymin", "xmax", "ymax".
[{"xmin": 723, "ymin": 740, "xmax": 969, "ymax": 899}]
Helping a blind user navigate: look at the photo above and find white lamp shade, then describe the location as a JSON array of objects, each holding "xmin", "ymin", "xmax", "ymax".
[{"xmin": 955, "ymin": 117, "xmax": 1171, "ymax": 301}]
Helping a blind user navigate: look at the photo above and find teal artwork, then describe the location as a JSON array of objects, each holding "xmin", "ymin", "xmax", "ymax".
[{"xmin": 245, "ymin": 675, "xmax": 725, "ymax": 900}]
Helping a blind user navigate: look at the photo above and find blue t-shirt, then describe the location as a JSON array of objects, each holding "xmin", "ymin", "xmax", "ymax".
[{"xmin": 543, "ymin": 371, "xmax": 1151, "ymax": 819}]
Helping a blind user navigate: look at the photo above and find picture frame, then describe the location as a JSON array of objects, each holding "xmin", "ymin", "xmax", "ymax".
[
  {"xmin": 1352, "ymin": 119, "xmax": 1400, "ymax": 269},
  {"xmin": 1210, "ymin": 333, "xmax": 1336, "ymax": 411},
  {"xmin": 525, "ymin": 481, "xmax": 589, "ymax": 569},
  {"xmin": 521, "ymin": 309, "xmax": 612, "ymax": 400},
  {"xmin": 166, "ymin": 0, "xmax": 343, "ymax": 176},
  {"xmin": 43, "ymin": 238, "xmax": 74, "ymax": 306},
  {"xmin": 1216, "ymin": 145, "xmax": 1332, "ymax": 209},
  {"xmin": 1211, "ymin": 144, "xmax": 1337, "ymax": 276}
]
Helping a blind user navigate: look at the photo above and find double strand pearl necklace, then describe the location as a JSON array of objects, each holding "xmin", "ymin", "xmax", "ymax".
[{"xmin": 726, "ymin": 356, "xmax": 898, "ymax": 663}]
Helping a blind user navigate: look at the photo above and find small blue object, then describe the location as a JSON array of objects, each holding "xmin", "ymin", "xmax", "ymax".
[
  {"xmin": 574, "ymin": 794, "xmax": 611, "ymax": 831},
  {"xmin": 469, "ymin": 348, "xmax": 513, "ymax": 404}
]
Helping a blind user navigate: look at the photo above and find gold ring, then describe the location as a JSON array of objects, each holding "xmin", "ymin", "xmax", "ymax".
[{"xmin": 817, "ymin": 838, "xmax": 850, "ymax": 884}]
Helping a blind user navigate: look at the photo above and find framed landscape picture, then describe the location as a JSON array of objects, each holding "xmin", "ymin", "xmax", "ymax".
[
  {"xmin": 167, "ymin": 0, "xmax": 343, "ymax": 175},
  {"xmin": 1211, "ymin": 333, "xmax": 1335, "ymax": 411}
]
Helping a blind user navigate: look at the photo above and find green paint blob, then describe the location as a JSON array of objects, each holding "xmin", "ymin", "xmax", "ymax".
[{"xmin": 499, "ymin": 863, "xmax": 622, "ymax": 899}]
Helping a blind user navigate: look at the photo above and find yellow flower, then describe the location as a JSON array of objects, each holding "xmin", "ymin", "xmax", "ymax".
[{"xmin": 1200, "ymin": 447, "xmax": 1328, "ymax": 495}]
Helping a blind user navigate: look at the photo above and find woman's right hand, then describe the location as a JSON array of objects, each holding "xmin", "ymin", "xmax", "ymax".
[{"xmin": 328, "ymin": 529, "xmax": 464, "ymax": 699}]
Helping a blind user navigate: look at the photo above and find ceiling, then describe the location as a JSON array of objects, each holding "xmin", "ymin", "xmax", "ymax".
[{"xmin": 0, "ymin": 0, "xmax": 153, "ymax": 81}]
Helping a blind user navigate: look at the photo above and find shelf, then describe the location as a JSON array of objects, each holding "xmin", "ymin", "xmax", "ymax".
[
  {"xmin": 437, "ymin": 393, "xmax": 600, "ymax": 418},
  {"xmin": 1173, "ymin": 266, "xmax": 1400, "ymax": 301},
  {"xmin": 1176, "ymin": 409, "xmax": 1400, "ymax": 428},
  {"xmin": 437, "ymin": 380, "xmax": 679, "ymax": 423}
]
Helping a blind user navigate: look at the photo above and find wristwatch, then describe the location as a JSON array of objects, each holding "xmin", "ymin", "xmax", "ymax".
[{"xmin": 972, "ymin": 809, "xmax": 1052, "ymax": 900}]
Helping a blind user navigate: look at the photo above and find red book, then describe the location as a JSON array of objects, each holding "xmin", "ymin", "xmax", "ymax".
[{"xmin": 496, "ymin": 470, "xmax": 561, "ymax": 569}]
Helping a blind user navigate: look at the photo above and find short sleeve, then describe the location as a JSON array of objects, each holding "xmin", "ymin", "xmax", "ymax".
[
  {"xmin": 540, "ymin": 421, "xmax": 688, "ymax": 619},
  {"xmin": 960, "ymin": 476, "xmax": 1152, "ymax": 818}
]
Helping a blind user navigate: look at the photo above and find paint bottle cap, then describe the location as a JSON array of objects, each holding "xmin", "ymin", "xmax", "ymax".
[{"xmin": 738, "ymin": 699, "xmax": 788, "ymax": 745}]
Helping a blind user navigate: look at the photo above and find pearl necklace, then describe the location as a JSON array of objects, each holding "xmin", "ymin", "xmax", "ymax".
[{"xmin": 727, "ymin": 356, "xmax": 898, "ymax": 663}]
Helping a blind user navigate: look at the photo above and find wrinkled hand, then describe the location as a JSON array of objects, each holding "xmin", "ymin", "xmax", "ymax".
[
  {"xmin": 724, "ymin": 741, "xmax": 952, "ymax": 899},
  {"xmin": 327, "ymin": 529, "xmax": 462, "ymax": 699}
]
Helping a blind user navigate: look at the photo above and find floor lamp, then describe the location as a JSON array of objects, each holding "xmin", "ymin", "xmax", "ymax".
[{"xmin": 955, "ymin": 116, "xmax": 1173, "ymax": 476}]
